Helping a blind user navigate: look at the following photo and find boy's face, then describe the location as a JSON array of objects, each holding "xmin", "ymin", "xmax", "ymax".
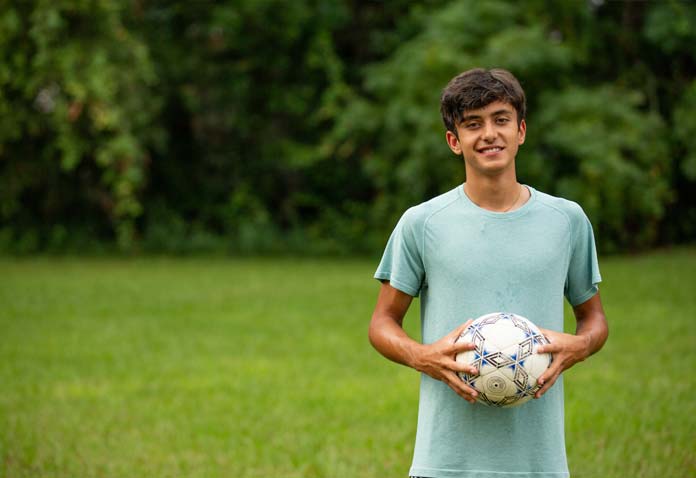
[{"xmin": 445, "ymin": 100, "xmax": 526, "ymax": 177}]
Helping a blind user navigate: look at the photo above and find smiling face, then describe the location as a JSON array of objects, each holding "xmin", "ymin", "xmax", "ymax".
[{"xmin": 445, "ymin": 100, "xmax": 526, "ymax": 178}]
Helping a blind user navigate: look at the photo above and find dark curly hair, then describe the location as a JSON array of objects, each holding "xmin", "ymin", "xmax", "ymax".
[{"xmin": 440, "ymin": 68, "xmax": 526, "ymax": 136}]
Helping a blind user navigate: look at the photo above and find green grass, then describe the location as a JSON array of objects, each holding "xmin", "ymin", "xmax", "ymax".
[{"xmin": 1, "ymin": 249, "xmax": 695, "ymax": 477}]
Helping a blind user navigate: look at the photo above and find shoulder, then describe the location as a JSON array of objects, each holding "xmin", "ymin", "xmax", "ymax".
[
  {"xmin": 400, "ymin": 186, "xmax": 461, "ymax": 229},
  {"xmin": 533, "ymin": 189, "xmax": 590, "ymax": 228}
]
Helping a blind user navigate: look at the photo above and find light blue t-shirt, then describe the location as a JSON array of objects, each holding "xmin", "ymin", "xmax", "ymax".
[{"xmin": 374, "ymin": 184, "xmax": 601, "ymax": 478}]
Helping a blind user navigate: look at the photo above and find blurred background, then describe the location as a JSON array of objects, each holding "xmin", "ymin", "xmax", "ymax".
[
  {"xmin": 2, "ymin": 2, "xmax": 696, "ymax": 477},
  {"xmin": 1, "ymin": 0, "xmax": 695, "ymax": 255}
]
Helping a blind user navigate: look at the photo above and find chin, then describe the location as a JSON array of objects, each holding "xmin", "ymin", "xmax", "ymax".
[{"xmin": 469, "ymin": 161, "xmax": 514, "ymax": 176}]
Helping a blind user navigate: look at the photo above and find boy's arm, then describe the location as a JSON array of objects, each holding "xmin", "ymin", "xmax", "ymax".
[
  {"xmin": 368, "ymin": 281, "xmax": 480, "ymax": 403},
  {"xmin": 534, "ymin": 291, "xmax": 608, "ymax": 398}
]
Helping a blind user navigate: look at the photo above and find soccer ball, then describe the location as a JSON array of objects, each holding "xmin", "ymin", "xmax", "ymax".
[{"xmin": 455, "ymin": 312, "xmax": 552, "ymax": 407}]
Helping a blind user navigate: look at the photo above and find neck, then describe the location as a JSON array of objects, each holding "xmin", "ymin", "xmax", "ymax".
[{"xmin": 463, "ymin": 176, "xmax": 524, "ymax": 212}]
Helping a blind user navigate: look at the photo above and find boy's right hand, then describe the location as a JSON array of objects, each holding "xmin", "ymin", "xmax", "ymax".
[{"xmin": 411, "ymin": 320, "xmax": 480, "ymax": 403}]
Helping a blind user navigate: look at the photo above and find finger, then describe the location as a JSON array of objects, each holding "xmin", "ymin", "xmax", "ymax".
[
  {"xmin": 449, "ymin": 386, "xmax": 476, "ymax": 403},
  {"xmin": 535, "ymin": 371, "xmax": 560, "ymax": 398},
  {"xmin": 536, "ymin": 341, "xmax": 561, "ymax": 354},
  {"xmin": 537, "ymin": 357, "xmax": 563, "ymax": 385},
  {"xmin": 450, "ymin": 319, "xmax": 474, "ymax": 341},
  {"xmin": 536, "ymin": 328, "xmax": 555, "ymax": 348},
  {"xmin": 446, "ymin": 372, "xmax": 478, "ymax": 403},
  {"xmin": 535, "ymin": 356, "xmax": 566, "ymax": 397},
  {"xmin": 448, "ymin": 358, "xmax": 479, "ymax": 375},
  {"xmin": 451, "ymin": 339, "xmax": 477, "ymax": 355},
  {"xmin": 450, "ymin": 386, "xmax": 476, "ymax": 403},
  {"xmin": 538, "ymin": 328, "xmax": 556, "ymax": 341}
]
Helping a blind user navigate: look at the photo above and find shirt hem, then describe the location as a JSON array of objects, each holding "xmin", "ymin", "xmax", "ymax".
[
  {"xmin": 374, "ymin": 272, "xmax": 420, "ymax": 297},
  {"xmin": 409, "ymin": 466, "xmax": 569, "ymax": 478},
  {"xmin": 568, "ymin": 283, "xmax": 600, "ymax": 306}
]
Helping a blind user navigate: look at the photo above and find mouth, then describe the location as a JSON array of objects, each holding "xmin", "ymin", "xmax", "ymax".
[{"xmin": 477, "ymin": 146, "xmax": 505, "ymax": 155}]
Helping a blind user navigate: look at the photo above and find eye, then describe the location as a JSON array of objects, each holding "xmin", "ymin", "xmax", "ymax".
[
  {"xmin": 465, "ymin": 122, "xmax": 480, "ymax": 129},
  {"xmin": 496, "ymin": 117, "xmax": 510, "ymax": 124}
]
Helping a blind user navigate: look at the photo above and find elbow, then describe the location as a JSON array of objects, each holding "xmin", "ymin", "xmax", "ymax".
[
  {"xmin": 601, "ymin": 314, "xmax": 609, "ymax": 347},
  {"xmin": 368, "ymin": 314, "xmax": 378, "ymax": 349},
  {"xmin": 593, "ymin": 312, "xmax": 609, "ymax": 355}
]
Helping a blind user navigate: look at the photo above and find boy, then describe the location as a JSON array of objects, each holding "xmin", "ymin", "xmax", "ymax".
[{"xmin": 369, "ymin": 68, "xmax": 608, "ymax": 478}]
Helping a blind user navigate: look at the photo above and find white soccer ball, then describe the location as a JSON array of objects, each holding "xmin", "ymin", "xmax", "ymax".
[{"xmin": 455, "ymin": 312, "xmax": 552, "ymax": 407}]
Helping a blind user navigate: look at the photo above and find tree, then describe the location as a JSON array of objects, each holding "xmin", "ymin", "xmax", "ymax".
[
  {"xmin": 0, "ymin": 1, "xmax": 160, "ymax": 250},
  {"xmin": 324, "ymin": 0, "xmax": 680, "ymax": 252}
]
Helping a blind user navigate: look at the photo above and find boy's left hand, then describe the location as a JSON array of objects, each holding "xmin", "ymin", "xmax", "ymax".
[{"xmin": 533, "ymin": 329, "xmax": 591, "ymax": 399}]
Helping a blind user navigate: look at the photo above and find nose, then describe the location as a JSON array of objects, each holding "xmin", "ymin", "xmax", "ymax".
[{"xmin": 482, "ymin": 121, "xmax": 496, "ymax": 142}]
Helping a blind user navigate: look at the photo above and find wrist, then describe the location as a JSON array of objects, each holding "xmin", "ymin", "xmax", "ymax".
[
  {"xmin": 577, "ymin": 333, "xmax": 592, "ymax": 360},
  {"xmin": 405, "ymin": 341, "xmax": 426, "ymax": 371}
]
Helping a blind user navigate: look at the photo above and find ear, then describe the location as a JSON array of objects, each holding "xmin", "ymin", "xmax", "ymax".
[
  {"xmin": 517, "ymin": 119, "xmax": 526, "ymax": 145},
  {"xmin": 446, "ymin": 130, "xmax": 462, "ymax": 155}
]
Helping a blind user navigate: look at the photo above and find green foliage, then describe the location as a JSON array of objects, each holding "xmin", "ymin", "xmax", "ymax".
[
  {"xmin": 644, "ymin": 0, "xmax": 696, "ymax": 58},
  {"xmin": 531, "ymin": 86, "xmax": 670, "ymax": 251},
  {"xmin": 137, "ymin": 0, "xmax": 370, "ymax": 253},
  {"xmin": 0, "ymin": 2, "xmax": 161, "ymax": 250},
  {"xmin": 328, "ymin": 1, "xmax": 572, "ymax": 228},
  {"xmin": 673, "ymin": 81, "xmax": 696, "ymax": 181},
  {"xmin": 0, "ymin": 0, "xmax": 694, "ymax": 253},
  {"xmin": 329, "ymin": 0, "xmax": 672, "ymax": 251}
]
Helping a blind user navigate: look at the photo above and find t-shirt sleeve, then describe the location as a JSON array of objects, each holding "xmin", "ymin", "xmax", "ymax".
[
  {"xmin": 374, "ymin": 208, "xmax": 426, "ymax": 297},
  {"xmin": 564, "ymin": 206, "xmax": 602, "ymax": 306}
]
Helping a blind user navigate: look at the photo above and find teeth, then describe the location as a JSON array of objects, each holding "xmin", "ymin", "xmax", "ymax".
[{"xmin": 481, "ymin": 147, "xmax": 502, "ymax": 153}]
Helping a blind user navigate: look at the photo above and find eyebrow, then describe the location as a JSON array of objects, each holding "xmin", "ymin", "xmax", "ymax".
[{"xmin": 461, "ymin": 109, "xmax": 514, "ymax": 122}]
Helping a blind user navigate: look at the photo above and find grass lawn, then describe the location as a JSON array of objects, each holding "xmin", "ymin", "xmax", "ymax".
[{"xmin": 1, "ymin": 248, "xmax": 695, "ymax": 477}]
